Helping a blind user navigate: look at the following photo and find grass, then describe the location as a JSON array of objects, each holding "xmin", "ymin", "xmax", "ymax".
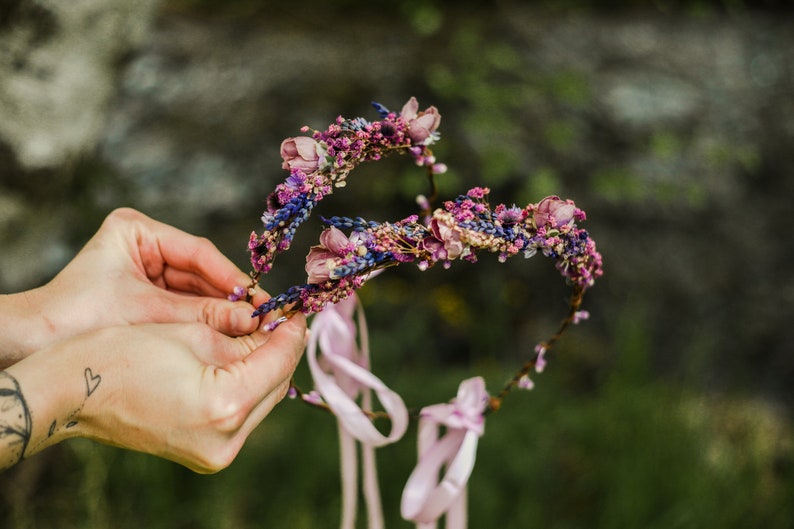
[{"xmin": 5, "ymin": 337, "xmax": 792, "ymax": 529}]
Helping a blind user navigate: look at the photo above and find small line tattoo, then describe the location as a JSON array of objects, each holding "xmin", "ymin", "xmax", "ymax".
[{"xmin": 84, "ymin": 367, "xmax": 101, "ymax": 397}]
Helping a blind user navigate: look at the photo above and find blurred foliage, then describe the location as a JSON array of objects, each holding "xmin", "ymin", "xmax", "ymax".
[{"xmin": 4, "ymin": 327, "xmax": 792, "ymax": 528}]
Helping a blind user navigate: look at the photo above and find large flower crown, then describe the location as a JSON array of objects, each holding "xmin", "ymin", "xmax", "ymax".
[{"xmin": 235, "ymin": 98, "xmax": 603, "ymax": 529}]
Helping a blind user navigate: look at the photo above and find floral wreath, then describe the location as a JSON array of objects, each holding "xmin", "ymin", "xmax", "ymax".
[{"xmin": 230, "ymin": 98, "xmax": 603, "ymax": 529}]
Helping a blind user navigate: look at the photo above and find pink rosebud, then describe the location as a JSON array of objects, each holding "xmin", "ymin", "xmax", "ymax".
[
  {"xmin": 534, "ymin": 195, "xmax": 577, "ymax": 228},
  {"xmin": 318, "ymin": 225, "xmax": 353, "ymax": 254},
  {"xmin": 400, "ymin": 96, "xmax": 441, "ymax": 145},
  {"xmin": 280, "ymin": 136, "xmax": 324, "ymax": 173},
  {"xmin": 305, "ymin": 226, "xmax": 354, "ymax": 284}
]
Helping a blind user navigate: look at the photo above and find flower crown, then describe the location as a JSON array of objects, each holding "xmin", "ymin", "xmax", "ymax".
[{"xmin": 235, "ymin": 98, "xmax": 603, "ymax": 529}]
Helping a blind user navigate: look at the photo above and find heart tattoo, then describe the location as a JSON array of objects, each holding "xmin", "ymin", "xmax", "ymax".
[{"xmin": 84, "ymin": 367, "xmax": 101, "ymax": 397}]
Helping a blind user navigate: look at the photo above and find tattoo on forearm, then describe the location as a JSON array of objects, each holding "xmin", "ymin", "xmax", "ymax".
[
  {"xmin": 84, "ymin": 367, "xmax": 101, "ymax": 396},
  {"xmin": 40, "ymin": 367, "xmax": 101, "ymax": 443},
  {"xmin": 0, "ymin": 372, "xmax": 32, "ymax": 470}
]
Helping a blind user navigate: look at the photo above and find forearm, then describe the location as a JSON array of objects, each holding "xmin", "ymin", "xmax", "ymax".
[
  {"xmin": 0, "ymin": 371, "xmax": 32, "ymax": 469},
  {"xmin": 0, "ymin": 341, "xmax": 92, "ymax": 471},
  {"xmin": 0, "ymin": 289, "xmax": 53, "ymax": 369}
]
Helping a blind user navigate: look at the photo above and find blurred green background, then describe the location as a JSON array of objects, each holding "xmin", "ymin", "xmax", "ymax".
[{"xmin": 1, "ymin": 0, "xmax": 792, "ymax": 527}]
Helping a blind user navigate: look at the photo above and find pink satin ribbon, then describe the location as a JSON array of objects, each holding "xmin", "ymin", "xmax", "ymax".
[
  {"xmin": 307, "ymin": 295, "xmax": 409, "ymax": 529},
  {"xmin": 400, "ymin": 377, "xmax": 489, "ymax": 529}
]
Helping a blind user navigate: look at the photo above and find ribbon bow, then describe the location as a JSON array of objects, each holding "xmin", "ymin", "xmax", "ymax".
[
  {"xmin": 400, "ymin": 377, "xmax": 489, "ymax": 529},
  {"xmin": 306, "ymin": 295, "xmax": 409, "ymax": 529}
]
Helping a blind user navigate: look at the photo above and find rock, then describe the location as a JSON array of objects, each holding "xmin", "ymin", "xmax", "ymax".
[{"xmin": 0, "ymin": 0, "xmax": 161, "ymax": 173}]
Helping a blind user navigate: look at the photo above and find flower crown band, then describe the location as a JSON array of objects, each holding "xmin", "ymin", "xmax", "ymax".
[
  {"xmin": 244, "ymin": 98, "xmax": 601, "ymax": 323},
  {"xmin": 234, "ymin": 98, "xmax": 603, "ymax": 529}
]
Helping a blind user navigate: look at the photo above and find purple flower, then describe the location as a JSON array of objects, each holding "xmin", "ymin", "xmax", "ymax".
[
  {"xmin": 534, "ymin": 196, "xmax": 577, "ymax": 228},
  {"xmin": 400, "ymin": 97, "xmax": 441, "ymax": 145},
  {"xmin": 285, "ymin": 172, "xmax": 306, "ymax": 190},
  {"xmin": 281, "ymin": 136, "xmax": 326, "ymax": 173},
  {"xmin": 227, "ymin": 285, "xmax": 247, "ymax": 302},
  {"xmin": 495, "ymin": 204, "xmax": 525, "ymax": 225}
]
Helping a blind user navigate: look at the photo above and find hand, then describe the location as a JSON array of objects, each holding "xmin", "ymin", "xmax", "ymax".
[
  {"xmin": 1, "ymin": 208, "xmax": 260, "ymax": 366},
  {"xmin": 6, "ymin": 313, "xmax": 307, "ymax": 473}
]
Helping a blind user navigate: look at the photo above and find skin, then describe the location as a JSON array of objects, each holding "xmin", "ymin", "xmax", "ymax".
[
  {"xmin": 0, "ymin": 207, "xmax": 267, "ymax": 367},
  {"xmin": 0, "ymin": 208, "xmax": 307, "ymax": 473}
]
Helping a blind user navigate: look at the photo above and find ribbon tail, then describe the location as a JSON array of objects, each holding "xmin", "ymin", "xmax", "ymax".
[
  {"xmin": 445, "ymin": 485, "xmax": 467, "ymax": 529},
  {"xmin": 339, "ymin": 427, "xmax": 358, "ymax": 529},
  {"xmin": 362, "ymin": 439, "xmax": 384, "ymax": 529},
  {"xmin": 414, "ymin": 419, "xmax": 439, "ymax": 529},
  {"xmin": 401, "ymin": 428, "xmax": 481, "ymax": 525},
  {"xmin": 361, "ymin": 382, "xmax": 384, "ymax": 529}
]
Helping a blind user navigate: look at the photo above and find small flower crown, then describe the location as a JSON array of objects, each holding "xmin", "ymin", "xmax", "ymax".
[
  {"xmin": 236, "ymin": 98, "xmax": 603, "ymax": 528},
  {"xmin": 241, "ymin": 97, "xmax": 602, "ymax": 399}
]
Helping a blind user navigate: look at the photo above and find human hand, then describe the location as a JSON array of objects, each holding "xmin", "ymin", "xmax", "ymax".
[
  {"xmin": 5, "ymin": 313, "xmax": 306, "ymax": 473},
  {"xmin": 1, "ymin": 208, "xmax": 260, "ymax": 365}
]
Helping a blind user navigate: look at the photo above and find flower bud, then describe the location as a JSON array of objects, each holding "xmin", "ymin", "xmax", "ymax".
[
  {"xmin": 534, "ymin": 196, "xmax": 577, "ymax": 228},
  {"xmin": 281, "ymin": 136, "xmax": 324, "ymax": 173}
]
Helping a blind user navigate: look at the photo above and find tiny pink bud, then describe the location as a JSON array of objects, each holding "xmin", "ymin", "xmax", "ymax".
[
  {"xmin": 518, "ymin": 374, "xmax": 535, "ymax": 390},
  {"xmin": 573, "ymin": 310, "xmax": 590, "ymax": 324},
  {"xmin": 302, "ymin": 391, "xmax": 324, "ymax": 406}
]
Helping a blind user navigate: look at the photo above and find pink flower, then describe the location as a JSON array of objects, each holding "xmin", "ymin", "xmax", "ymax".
[
  {"xmin": 280, "ymin": 136, "xmax": 325, "ymax": 173},
  {"xmin": 534, "ymin": 195, "xmax": 577, "ymax": 228},
  {"xmin": 424, "ymin": 218, "xmax": 466, "ymax": 261},
  {"xmin": 400, "ymin": 97, "xmax": 441, "ymax": 145},
  {"xmin": 305, "ymin": 226, "xmax": 354, "ymax": 283}
]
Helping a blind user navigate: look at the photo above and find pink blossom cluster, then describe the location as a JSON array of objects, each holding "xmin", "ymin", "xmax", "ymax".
[
  {"xmin": 248, "ymin": 98, "xmax": 444, "ymax": 275},
  {"xmin": 252, "ymin": 187, "xmax": 603, "ymax": 318},
  {"xmin": 247, "ymin": 98, "xmax": 602, "ymax": 320}
]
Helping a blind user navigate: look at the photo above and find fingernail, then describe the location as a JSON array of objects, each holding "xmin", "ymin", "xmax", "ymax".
[{"xmin": 234, "ymin": 306, "xmax": 256, "ymax": 330}]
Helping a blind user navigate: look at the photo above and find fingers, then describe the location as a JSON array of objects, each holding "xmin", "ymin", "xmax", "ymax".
[
  {"xmin": 151, "ymin": 230, "xmax": 250, "ymax": 296},
  {"xmin": 153, "ymin": 284, "xmax": 286, "ymax": 337},
  {"xmin": 189, "ymin": 314, "xmax": 306, "ymax": 450},
  {"xmin": 228, "ymin": 315, "xmax": 307, "ymax": 440},
  {"xmin": 109, "ymin": 208, "xmax": 251, "ymax": 298},
  {"xmin": 160, "ymin": 266, "xmax": 232, "ymax": 298},
  {"xmin": 240, "ymin": 313, "xmax": 307, "ymax": 398},
  {"xmin": 105, "ymin": 209, "xmax": 264, "ymax": 335},
  {"xmin": 158, "ymin": 292, "xmax": 259, "ymax": 337}
]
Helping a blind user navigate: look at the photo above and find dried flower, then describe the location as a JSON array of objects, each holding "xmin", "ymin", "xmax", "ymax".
[
  {"xmin": 534, "ymin": 195, "xmax": 578, "ymax": 228},
  {"xmin": 280, "ymin": 136, "xmax": 326, "ymax": 173},
  {"xmin": 400, "ymin": 96, "xmax": 442, "ymax": 145},
  {"xmin": 305, "ymin": 226, "xmax": 358, "ymax": 283}
]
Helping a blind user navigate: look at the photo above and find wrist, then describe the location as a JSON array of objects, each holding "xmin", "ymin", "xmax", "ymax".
[
  {"xmin": 0, "ymin": 289, "xmax": 52, "ymax": 368},
  {"xmin": 2, "ymin": 336, "xmax": 102, "ymax": 462}
]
